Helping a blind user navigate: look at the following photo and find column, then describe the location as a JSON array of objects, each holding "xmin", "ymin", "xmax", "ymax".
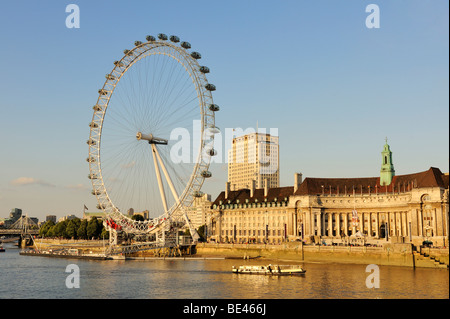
[
  {"xmin": 337, "ymin": 213, "xmax": 341, "ymax": 238},
  {"xmin": 344, "ymin": 213, "xmax": 348, "ymax": 236},
  {"xmin": 367, "ymin": 212, "xmax": 372, "ymax": 238},
  {"xmin": 375, "ymin": 213, "xmax": 379, "ymax": 238},
  {"xmin": 352, "ymin": 211, "xmax": 356, "ymax": 235},
  {"xmin": 402, "ymin": 212, "xmax": 407, "ymax": 238},
  {"xmin": 328, "ymin": 212, "xmax": 333, "ymax": 237},
  {"xmin": 418, "ymin": 209, "xmax": 423, "ymax": 237},
  {"xmin": 393, "ymin": 212, "xmax": 397, "ymax": 237},
  {"xmin": 317, "ymin": 212, "xmax": 322, "ymax": 237},
  {"xmin": 322, "ymin": 213, "xmax": 326, "ymax": 236},
  {"xmin": 432, "ymin": 208, "xmax": 437, "ymax": 237},
  {"xmin": 361, "ymin": 212, "xmax": 365, "ymax": 235}
]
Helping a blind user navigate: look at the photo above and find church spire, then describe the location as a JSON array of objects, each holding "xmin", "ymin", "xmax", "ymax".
[{"xmin": 380, "ymin": 138, "xmax": 395, "ymax": 186}]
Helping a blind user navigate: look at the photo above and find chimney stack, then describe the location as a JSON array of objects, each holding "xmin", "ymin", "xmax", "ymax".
[
  {"xmin": 264, "ymin": 178, "xmax": 269, "ymax": 197},
  {"xmin": 250, "ymin": 180, "xmax": 256, "ymax": 197},
  {"xmin": 225, "ymin": 182, "xmax": 230, "ymax": 199},
  {"xmin": 294, "ymin": 173, "xmax": 303, "ymax": 193}
]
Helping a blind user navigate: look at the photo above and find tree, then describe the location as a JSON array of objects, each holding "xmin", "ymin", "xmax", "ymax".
[
  {"xmin": 131, "ymin": 214, "xmax": 144, "ymax": 221},
  {"xmin": 77, "ymin": 219, "xmax": 88, "ymax": 240},
  {"xmin": 197, "ymin": 224, "xmax": 206, "ymax": 242},
  {"xmin": 87, "ymin": 217, "xmax": 102, "ymax": 239},
  {"xmin": 54, "ymin": 220, "xmax": 68, "ymax": 238},
  {"xmin": 66, "ymin": 218, "xmax": 81, "ymax": 239},
  {"xmin": 39, "ymin": 220, "xmax": 55, "ymax": 238}
]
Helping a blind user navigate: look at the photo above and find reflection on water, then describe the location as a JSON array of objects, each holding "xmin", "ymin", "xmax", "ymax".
[{"xmin": 0, "ymin": 243, "xmax": 448, "ymax": 299}]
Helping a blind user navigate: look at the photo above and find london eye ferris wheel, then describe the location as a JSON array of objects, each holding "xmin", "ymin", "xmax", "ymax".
[{"xmin": 87, "ymin": 34, "xmax": 219, "ymax": 243}]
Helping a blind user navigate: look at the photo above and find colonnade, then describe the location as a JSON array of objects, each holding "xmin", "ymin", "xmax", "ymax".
[{"xmin": 300, "ymin": 211, "xmax": 412, "ymax": 239}]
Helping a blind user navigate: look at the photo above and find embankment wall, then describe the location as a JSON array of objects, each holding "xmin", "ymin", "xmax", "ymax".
[{"xmin": 196, "ymin": 243, "xmax": 449, "ymax": 268}]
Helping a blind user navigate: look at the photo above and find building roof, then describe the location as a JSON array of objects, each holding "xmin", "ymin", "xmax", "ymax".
[
  {"xmin": 294, "ymin": 167, "xmax": 448, "ymax": 196},
  {"xmin": 212, "ymin": 167, "xmax": 448, "ymax": 206},
  {"xmin": 212, "ymin": 186, "xmax": 294, "ymax": 206}
]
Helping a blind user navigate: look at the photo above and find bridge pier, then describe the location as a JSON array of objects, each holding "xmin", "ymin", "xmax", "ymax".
[{"xmin": 18, "ymin": 234, "xmax": 34, "ymax": 248}]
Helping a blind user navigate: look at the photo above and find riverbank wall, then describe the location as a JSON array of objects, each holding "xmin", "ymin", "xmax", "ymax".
[{"xmin": 196, "ymin": 242, "xmax": 449, "ymax": 269}]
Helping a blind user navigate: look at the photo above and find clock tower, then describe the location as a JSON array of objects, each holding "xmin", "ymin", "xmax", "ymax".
[{"xmin": 380, "ymin": 138, "xmax": 395, "ymax": 186}]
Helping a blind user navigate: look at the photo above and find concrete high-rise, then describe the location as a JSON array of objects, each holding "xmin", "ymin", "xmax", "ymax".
[{"xmin": 227, "ymin": 132, "xmax": 279, "ymax": 190}]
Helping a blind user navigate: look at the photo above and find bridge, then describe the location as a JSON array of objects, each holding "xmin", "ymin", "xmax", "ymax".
[{"xmin": 0, "ymin": 216, "xmax": 39, "ymax": 247}]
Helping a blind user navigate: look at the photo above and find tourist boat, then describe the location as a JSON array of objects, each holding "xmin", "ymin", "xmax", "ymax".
[{"xmin": 232, "ymin": 264, "xmax": 306, "ymax": 276}]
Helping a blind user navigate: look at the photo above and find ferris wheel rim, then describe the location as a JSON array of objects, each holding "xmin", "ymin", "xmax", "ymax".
[{"xmin": 87, "ymin": 36, "xmax": 217, "ymax": 234}]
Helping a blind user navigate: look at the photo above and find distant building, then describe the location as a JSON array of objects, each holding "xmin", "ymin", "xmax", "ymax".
[
  {"xmin": 46, "ymin": 215, "xmax": 57, "ymax": 223},
  {"xmin": 82, "ymin": 212, "xmax": 104, "ymax": 221},
  {"xmin": 187, "ymin": 194, "xmax": 212, "ymax": 230},
  {"xmin": 133, "ymin": 210, "xmax": 149, "ymax": 220},
  {"xmin": 9, "ymin": 208, "xmax": 22, "ymax": 223},
  {"xmin": 58, "ymin": 214, "xmax": 79, "ymax": 222},
  {"xmin": 228, "ymin": 132, "xmax": 279, "ymax": 191}
]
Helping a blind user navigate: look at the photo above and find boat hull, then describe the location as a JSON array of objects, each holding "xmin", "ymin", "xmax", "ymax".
[{"xmin": 232, "ymin": 265, "xmax": 306, "ymax": 276}]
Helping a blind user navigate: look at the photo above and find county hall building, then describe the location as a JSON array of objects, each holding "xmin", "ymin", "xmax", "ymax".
[{"xmin": 207, "ymin": 141, "xmax": 449, "ymax": 247}]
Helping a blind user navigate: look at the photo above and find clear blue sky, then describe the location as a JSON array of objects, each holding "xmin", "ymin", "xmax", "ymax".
[{"xmin": 0, "ymin": 0, "xmax": 448, "ymax": 220}]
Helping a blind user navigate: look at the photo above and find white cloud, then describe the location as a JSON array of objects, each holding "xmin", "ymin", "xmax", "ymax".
[
  {"xmin": 65, "ymin": 183, "xmax": 89, "ymax": 191},
  {"xmin": 10, "ymin": 177, "xmax": 55, "ymax": 187}
]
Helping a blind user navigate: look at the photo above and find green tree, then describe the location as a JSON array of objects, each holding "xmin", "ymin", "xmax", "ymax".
[
  {"xmin": 100, "ymin": 226, "xmax": 109, "ymax": 240},
  {"xmin": 54, "ymin": 220, "xmax": 68, "ymax": 238},
  {"xmin": 197, "ymin": 224, "xmax": 206, "ymax": 242},
  {"xmin": 46, "ymin": 225, "xmax": 56, "ymax": 238},
  {"xmin": 39, "ymin": 220, "xmax": 55, "ymax": 238},
  {"xmin": 87, "ymin": 217, "xmax": 102, "ymax": 239},
  {"xmin": 66, "ymin": 218, "xmax": 81, "ymax": 239},
  {"xmin": 131, "ymin": 214, "xmax": 144, "ymax": 221},
  {"xmin": 77, "ymin": 219, "xmax": 88, "ymax": 240}
]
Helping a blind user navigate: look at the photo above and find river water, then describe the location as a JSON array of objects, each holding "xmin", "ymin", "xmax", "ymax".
[{"xmin": 0, "ymin": 242, "xmax": 448, "ymax": 299}]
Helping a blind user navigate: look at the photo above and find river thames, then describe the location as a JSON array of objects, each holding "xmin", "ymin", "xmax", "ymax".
[{"xmin": 0, "ymin": 242, "xmax": 448, "ymax": 299}]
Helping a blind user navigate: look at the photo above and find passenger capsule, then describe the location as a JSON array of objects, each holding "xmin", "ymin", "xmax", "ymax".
[
  {"xmin": 134, "ymin": 41, "xmax": 142, "ymax": 46},
  {"xmin": 88, "ymin": 173, "xmax": 98, "ymax": 180},
  {"xmin": 96, "ymin": 204, "xmax": 105, "ymax": 209},
  {"xmin": 169, "ymin": 35, "xmax": 180, "ymax": 43},
  {"xmin": 207, "ymin": 148, "xmax": 217, "ymax": 156},
  {"xmin": 146, "ymin": 35, "xmax": 156, "ymax": 42},
  {"xmin": 87, "ymin": 139, "xmax": 96, "ymax": 145},
  {"xmin": 205, "ymin": 84, "xmax": 216, "ymax": 91},
  {"xmin": 91, "ymin": 190, "xmax": 101, "ymax": 195},
  {"xmin": 158, "ymin": 33, "xmax": 168, "ymax": 40},
  {"xmin": 207, "ymin": 125, "xmax": 220, "ymax": 134},
  {"xmin": 181, "ymin": 41, "xmax": 191, "ymax": 49},
  {"xmin": 86, "ymin": 157, "xmax": 95, "ymax": 163},
  {"xmin": 93, "ymin": 105, "xmax": 102, "ymax": 111},
  {"xmin": 194, "ymin": 191, "xmax": 204, "ymax": 197},
  {"xmin": 113, "ymin": 61, "xmax": 124, "ymax": 67},
  {"xmin": 105, "ymin": 74, "xmax": 116, "ymax": 80},
  {"xmin": 98, "ymin": 89, "xmax": 108, "ymax": 95},
  {"xmin": 209, "ymin": 104, "xmax": 220, "ymax": 112},
  {"xmin": 199, "ymin": 66, "xmax": 209, "ymax": 73},
  {"xmin": 201, "ymin": 171, "xmax": 212, "ymax": 178},
  {"xmin": 89, "ymin": 122, "xmax": 98, "ymax": 128},
  {"xmin": 191, "ymin": 52, "xmax": 201, "ymax": 59}
]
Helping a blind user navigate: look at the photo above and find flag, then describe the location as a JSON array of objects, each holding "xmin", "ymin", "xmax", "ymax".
[{"xmin": 84, "ymin": 205, "xmax": 88, "ymax": 211}]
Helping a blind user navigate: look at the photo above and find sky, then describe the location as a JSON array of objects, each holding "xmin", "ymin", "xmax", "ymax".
[{"xmin": 0, "ymin": 0, "xmax": 448, "ymax": 221}]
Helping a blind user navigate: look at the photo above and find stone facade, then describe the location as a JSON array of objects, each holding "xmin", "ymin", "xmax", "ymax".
[{"xmin": 208, "ymin": 168, "xmax": 449, "ymax": 247}]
